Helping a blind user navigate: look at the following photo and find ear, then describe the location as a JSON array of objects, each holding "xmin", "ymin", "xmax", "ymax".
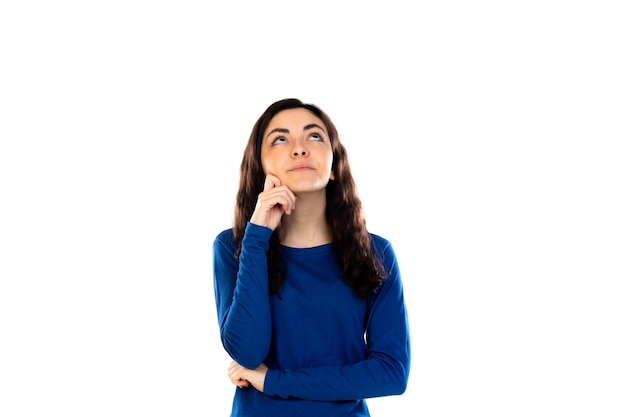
[{"xmin": 330, "ymin": 170, "xmax": 335, "ymax": 180}]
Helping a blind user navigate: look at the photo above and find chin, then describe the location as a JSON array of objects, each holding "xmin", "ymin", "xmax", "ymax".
[
  {"xmin": 289, "ymin": 186, "xmax": 327, "ymax": 195},
  {"xmin": 284, "ymin": 177, "xmax": 331, "ymax": 194}
]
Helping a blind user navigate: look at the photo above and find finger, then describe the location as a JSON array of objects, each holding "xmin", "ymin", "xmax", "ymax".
[
  {"xmin": 263, "ymin": 174, "xmax": 281, "ymax": 191},
  {"xmin": 266, "ymin": 182, "xmax": 296, "ymax": 210},
  {"xmin": 228, "ymin": 361, "xmax": 239, "ymax": 374},
  {"xmin": 264, "ymin": 190, "xmax": 294, "ymax": 215},
  {"xmin": 227, "ymin": 361, "xmax": 249, "ymax": 386},
  {"xmin": 279, "ymin": 188, "xmax": 297, "ymax": 214},
  {"xmin": 228, "ymin": 362, "xmax": 241, "ymax": 379},
  {"xmin": 229, "ymin": 369, "xmax": 244, "ymax": 385}
]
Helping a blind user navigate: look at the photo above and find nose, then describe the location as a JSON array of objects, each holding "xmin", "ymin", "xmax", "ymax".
[{"xmin": 292, "ymin": 141, "xmax": 307, "ymax": 157}]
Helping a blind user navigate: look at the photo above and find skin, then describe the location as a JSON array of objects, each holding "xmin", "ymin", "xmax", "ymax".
[{"xmin": 229, "ymin": 107, "xmax": 336, "ymax": 391}]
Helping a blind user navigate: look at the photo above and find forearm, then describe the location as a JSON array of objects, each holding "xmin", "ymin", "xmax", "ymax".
[
  {"xmin": 263, "ymin": 353, "xmax": 409, "ymax": 401},
  {"xmin": 215, "ymin": 223, "xmax": 274, "ymax": 368}
]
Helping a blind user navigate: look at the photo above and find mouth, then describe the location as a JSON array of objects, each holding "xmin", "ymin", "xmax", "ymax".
[{"xmin": 289, "ymin": 165, "xmax": 313, "ymax": 172}]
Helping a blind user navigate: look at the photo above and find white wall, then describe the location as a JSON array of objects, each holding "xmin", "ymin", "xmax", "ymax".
[{"xmin": 1, "ymin": 1, "xmax": 625, "ymax": 416}]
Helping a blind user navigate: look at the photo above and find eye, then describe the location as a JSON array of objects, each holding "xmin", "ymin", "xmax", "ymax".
[
  {"xmin": 309, "ymin": 133, "xmax": 323, "ymax": 141},
  {"xmin": 271, "ymin": 136, "xmax": 287, "ymax": 145}
]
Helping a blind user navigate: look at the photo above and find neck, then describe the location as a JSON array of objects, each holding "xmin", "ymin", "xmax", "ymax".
[{"xmin": 279, "ymin": 193, "xmax": 331, "ymax": 248}]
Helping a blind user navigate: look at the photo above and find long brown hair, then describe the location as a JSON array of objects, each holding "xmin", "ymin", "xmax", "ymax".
[{"xmin": 232, "ymin": 98, "xmax": 385, "ymax": 298}]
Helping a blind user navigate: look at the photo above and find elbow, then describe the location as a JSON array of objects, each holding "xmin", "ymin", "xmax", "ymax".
[
  {"xmin": 391, "ymin": 363, "xmax": 410, "ymax": 395},
  {"xmin": 393, "ymin": 344, "xmax": 411, "ymax": 395},
  {"xmin": 233, "ymin": 353, "xmax": 268, "ymax": 370},
  {"xmin": 221, "ymin": 332, "xmax": 269, "ymax": 369},
  {"xmin": 380, "ymin": 354, "xmax": 410, "ymax": 396},
  {"xmin": 373, "ymin": 357, "xmax": 409, "ymax": 397},
  {"xmin": 396, "ymin": 374, "xmax": 409, "ymax": 395}
]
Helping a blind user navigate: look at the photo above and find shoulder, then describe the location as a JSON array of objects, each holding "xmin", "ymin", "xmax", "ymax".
[
  {"xmin": 213, "ymin": 228, "xmax": 236, "ymax": 253},
  {"xmin": 369, "ymin": 233, "xmax": 396, "ymax": 257},
  {"xmin": 369, "ymin": 233, "xmax": 401, "ymax": 278},
  {"xmin": 215, "ymin": 227, "xmax": 235, "ymax": 241}
]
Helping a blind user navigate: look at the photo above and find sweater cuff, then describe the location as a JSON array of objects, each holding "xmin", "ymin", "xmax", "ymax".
[
  {"xmin": 244, "ymin": 222, "xmax": 273, "ymax": 242},
  {"xmin": 263, "ymin": 369, "xmax": 283, "ymax": 398}
]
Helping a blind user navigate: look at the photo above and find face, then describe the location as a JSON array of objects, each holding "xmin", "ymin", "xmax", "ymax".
[{"xmin": 261, "ymin": 108, "xmax": 335, "ymax": 194}]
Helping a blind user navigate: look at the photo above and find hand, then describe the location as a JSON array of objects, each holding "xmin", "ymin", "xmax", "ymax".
[
  {"xmin": 250, "ymin": 174, "xmax": 296, "ymax": 230},
  {"xmin": 228, "ymin": 361, "xmax": 269, "ymax": 392}
]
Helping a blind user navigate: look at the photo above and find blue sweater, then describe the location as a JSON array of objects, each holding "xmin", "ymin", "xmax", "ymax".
[{"xmin": 213, "ymin": 223, "xmax": 410, "ymax": 417}]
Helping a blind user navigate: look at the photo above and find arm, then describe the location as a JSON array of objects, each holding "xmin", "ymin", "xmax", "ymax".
[
  {"xmin": 213, "ymin": 223, "xmax": 274, "ymax": 369},
  {"xmin": 214, "ymin": 175, "xmax": 297, "ymax": 369},
  {"xmin": 263, "ymin": 240, "xmax": 411, "ymax": 401}
]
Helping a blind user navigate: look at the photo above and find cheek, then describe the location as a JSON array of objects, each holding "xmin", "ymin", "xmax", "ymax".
[
  {"xmin": 259, "ymin": 151, "xmax": 271, "ymax": 174},
  {"xmin": 260, "ymin": 157, "xmax": 279, "ymax": 178},
  {"xmin": 327, "ymin": 155, "xmax": 335, "ymax": 179},
  {"xmin": 260, "ymin": 159, "xmax": 272, "ymax": 175}
]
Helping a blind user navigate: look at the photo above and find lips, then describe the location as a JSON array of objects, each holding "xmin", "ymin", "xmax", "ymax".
[{"xmin": 289, "ymin": 164, "xmax": 312, "ymax": 171}]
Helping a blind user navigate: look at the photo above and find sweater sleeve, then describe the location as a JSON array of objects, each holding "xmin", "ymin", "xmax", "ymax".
[
  {"xmin": 263, "ymin": 238, "xmax": 411, "ymax": 401},
  {"xmin": 212, "ymin": 223, "xmax": 274, "ymax": 369}
]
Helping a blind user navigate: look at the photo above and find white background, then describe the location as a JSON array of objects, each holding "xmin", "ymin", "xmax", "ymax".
[{"xmin": 1, "ymin": 1, "xmax": 625, "ymax": 416}]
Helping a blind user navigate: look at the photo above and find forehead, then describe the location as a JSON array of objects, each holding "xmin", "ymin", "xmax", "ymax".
[{"xmin": 265, "ymin": 108, "xmax": 326, "ymax": 132}]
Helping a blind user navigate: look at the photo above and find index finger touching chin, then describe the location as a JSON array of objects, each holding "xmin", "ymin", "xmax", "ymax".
[{"xmin": 264, "ymin": 174, "xmax": 281, "ymax": 191}]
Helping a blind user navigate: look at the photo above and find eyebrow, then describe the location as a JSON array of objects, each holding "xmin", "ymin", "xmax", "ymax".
[
  {"xmin": 265, "ymin": 128, "xmax": 289, "ymax": 139},
  {"xmin": 266, "ymin": 123, "xmax": 327, "ymax": 140},
  {"xmin": 303, "ymin": 123, "xmax": 326, "ymax": 133}
]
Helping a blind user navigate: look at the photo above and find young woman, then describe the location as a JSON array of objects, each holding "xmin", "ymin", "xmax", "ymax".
[{"xmin": 212, "ymin": 98, "xmax": 410, "ymax": 416}]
